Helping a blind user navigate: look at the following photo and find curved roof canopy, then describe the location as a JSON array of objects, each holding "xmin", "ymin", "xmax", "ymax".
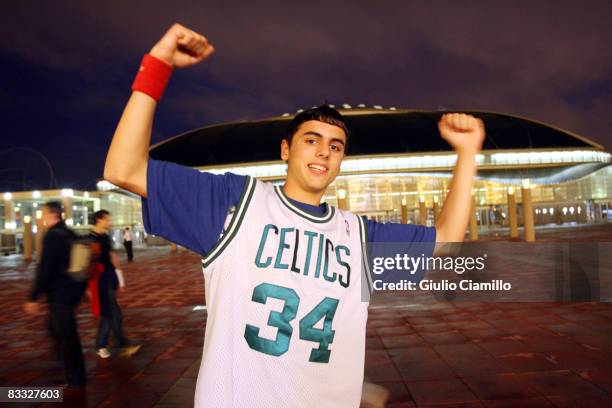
[{"xmin": 150, "ymin": 108, "xmax": 601, "ymax": 167}]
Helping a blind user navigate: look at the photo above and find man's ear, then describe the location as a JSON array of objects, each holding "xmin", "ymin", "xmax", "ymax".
[{"xmin": 280, "ymin": 139, "xmax": 290, "ymax": 162}]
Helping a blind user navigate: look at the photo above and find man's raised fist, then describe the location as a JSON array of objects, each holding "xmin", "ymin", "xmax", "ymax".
[{"xmin": 150, "ymin": 23, "xmax": 215, "ymax": 68}]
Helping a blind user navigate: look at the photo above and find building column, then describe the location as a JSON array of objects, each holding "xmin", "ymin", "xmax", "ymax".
[
  {"xmin": 4, "ymin": 198, "xmax": 15, "ymax": 228},
  {"xmin": 555, "ymin": 205, "xmax": 563, "ymax": 225},
  {"xmin": 401, "ymin": 199, "xmax": 408, "ymax": 224},
  {"xmin": 337, "ymin": 189, "xmax": 348, "ymax": 211},
  {"xmin": 62, "ymin": 197, "xmax": 73, "ymax": 224},
  {"xmin": 419, "ymin": 196, "xmax": 427, "ymax": 226},
  {"xmin": 433, "ymin": 196, "xmax": 440, "ymax": 223},
  {"xmin": 23, "ymin": 217, "xmax": 33, "ymax": 261},
  {"xmin": 507, "ymin": 187, "xmax": 518, "ymax": 239},
  {"xmin": 469, "ymin": 194, "xmax": 478, "ymax": 241},
  {"xmin": 35, "ymin": 210, "xmax": 45, "ymax": 263},
  {"xmin": 521, "ymin": 179, "xmax": 536, "ymax": 242}
]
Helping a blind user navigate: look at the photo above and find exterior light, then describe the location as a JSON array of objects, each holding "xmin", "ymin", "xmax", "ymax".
[
  {"xmin": 3, "ymin": 192, "xmax": 12, "ymax": 200},
  {"xmin": 507, "ymin": 186, "xmax": 515, "ymax": 195},
  {"xmin": 33, "ymin": 203, "xmax": 38, "ymax": 208},
  {"xmin": 66, "ymin": 218, "xmax": 74, "ymax": 226},
  {"xmin": 6, "ymin": 221, "xmax": 16, "ymax": 230},
  {"xmin": 433, "ymin": 196, "xmax": 439, "ymax": 203},
  {"xmin": 338, "ymin": 189, "xmax": 347, "ymax": 199},
  {"xmin": 32, "ymin": 191, "xmax": 41, "ymax": 199},
  {"xmin": 24, "ymin": 216, "xmax": 31, "ymax": 223},
  {"xmin": 562, "ymin": 207, "xmax": 568, "ymax": 215},
  {"xmin": 521, "ymin": 179, "xmax": 531, "ymax": 189},
  {"xmin": 61, "ymin": 188, "xmax": 74, "ymax": 197},
  {"xmin": 543, "ymin": 208, "xmax": 548, "ymax": 214},
  {"xmin": 401, "ymin": 198, "xmax": 407, "ymax": 206},
  {"xmin": 419, "ymin": 196, "xmax": 425, "ymax": 203},
  {"xmin": 549, "ymin": 208, "xmax": 554, "ymax": 215},
  {"xmin": 84, "ymin": 192, "xmax": 90, "ymax": 198},
  {"xmin": 36, "ymin": 210, "xmax": 43, "ymax": 219},
  {"xmin": 342, "ymin": 104, "xmax": 352, "ymax": 109},
  {"xmin": 577, "ymin": 207, "xmax": 582, "ymax": 214},
  {"xmin": 569, "ymin": 207, "xmax": 575, "ymax": 214}
]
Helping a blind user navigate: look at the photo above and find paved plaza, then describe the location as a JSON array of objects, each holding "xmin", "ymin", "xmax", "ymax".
[{"xmin": 1, "ymin": 225, "xmax": 612, "ymax": 407}]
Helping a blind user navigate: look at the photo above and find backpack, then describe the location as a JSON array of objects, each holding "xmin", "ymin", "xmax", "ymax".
[{"xmin": 67, "ymin": 236, "xmax": 101, "ymax": 282}]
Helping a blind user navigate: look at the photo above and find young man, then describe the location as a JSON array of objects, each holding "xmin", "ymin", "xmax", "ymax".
[
  {"xmin": 24, "ymin": 202, "xmax": 87, "ymax": 387},
  {"xmin": 104, "ymin": 24, "xmax": 484, "ymax": 407},
  {"xmin": 89, "ymin": 210, "xmax": 140, "ymax": 358}
]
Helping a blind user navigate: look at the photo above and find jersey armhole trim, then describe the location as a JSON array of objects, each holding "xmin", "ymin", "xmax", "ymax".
[
  {"xmin": 357, "ymin": 216, "xmax": 373, "ymax": 294},
  {"xmin": 202, "ymin": 176, "xmax": 256, "ymax": 268}
]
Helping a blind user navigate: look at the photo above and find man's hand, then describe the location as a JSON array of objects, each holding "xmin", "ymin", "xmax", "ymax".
[
  {"xmin": 438, "ymin": 113, "xmax": 485, "ymax": 156},
  {"xmin": 150, "ymin": 23, "xmax": 215, "ymax": 68},
  {"xmin": 24, "ymin": 301, "xmax": 40, "ymax": 315}
]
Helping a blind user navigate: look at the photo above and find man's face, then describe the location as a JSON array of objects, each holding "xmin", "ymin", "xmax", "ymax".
[
  {"xmin": 42, "ymin": 207, "xmax": 59, "ymax": 227},
  {"xmin": 281, "ymin": 120, "xmax": 346, "ymax": 196},
  {"xmin": 97, "ymin": 215, "xmax": 112, "ymax": 232}
]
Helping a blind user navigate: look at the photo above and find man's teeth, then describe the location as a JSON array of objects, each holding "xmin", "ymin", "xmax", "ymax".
[{"xmin": 309, "ymin": 165, "xmax": 327, "ymax": 171}]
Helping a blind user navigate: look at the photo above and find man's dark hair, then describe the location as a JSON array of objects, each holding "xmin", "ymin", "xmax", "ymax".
[
  {"xmin": 93, "ymin": 209, "xmax": 110, "ymax": 225},
  {"xmin": 284, "ymin": 105, "xmax": 349, "ymax": 147},
  {"xmin": 44, "ymin": 201, "xmax": 63, "ymax": 219}
]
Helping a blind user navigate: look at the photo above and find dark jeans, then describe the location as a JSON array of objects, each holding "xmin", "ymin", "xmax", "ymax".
[
  {"xmin": 124, "ymin": 241, "xmax": 133, "ymax": 261},
  {"xmin": 95, "ymin": 288, "xmax": 128, "ymax": 349},
  {"xmin": 48, "ymin": 301, "xmax": 86, "ymax": 386}
]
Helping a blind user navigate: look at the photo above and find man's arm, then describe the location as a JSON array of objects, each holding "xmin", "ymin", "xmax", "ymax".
[
  {"xmin": 435, "ymin": 113, "xmax": 485, "ymax": 243},
  {"xmin": 24, "ymin": 233, "xmax": 57, "ymax": 313},
  {"xmin": 103, "ymin": 24, "xmax": 214, "ymax": 197}
]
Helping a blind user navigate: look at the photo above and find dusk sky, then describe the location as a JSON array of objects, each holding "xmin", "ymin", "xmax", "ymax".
[{"xmin": 2, "ymin": 1, "xmax": 611, "ymax": 191}]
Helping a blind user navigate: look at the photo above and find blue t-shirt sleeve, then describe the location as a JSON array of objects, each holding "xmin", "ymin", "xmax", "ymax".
[
  {"xmin": 365, "ymin": 219, "xmax": 436, "ymax": 244},
  {"xmin": 364, "ymin": 219, "xmax": 436, "ymax": 283},
  {"xmin": 142, "ymin": 159, "xmax": 247, "ymax": 255}
]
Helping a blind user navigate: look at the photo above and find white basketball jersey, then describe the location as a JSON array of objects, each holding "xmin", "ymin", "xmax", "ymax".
[{"xmin": 196, "ymin": 178, "xmax": 372, "ymax": 407}]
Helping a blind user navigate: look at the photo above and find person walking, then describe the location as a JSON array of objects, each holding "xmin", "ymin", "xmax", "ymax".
[
  {"xmin": 24, "ymin": 201, "xmax": 87, "ymax": 387},
  {"xmin": 123, "ymin": 227, "xmax": 134, "ymax": 261},
  {"xmin": 89, "ymin": 210, "xmax": 140, "ymax": 358}
]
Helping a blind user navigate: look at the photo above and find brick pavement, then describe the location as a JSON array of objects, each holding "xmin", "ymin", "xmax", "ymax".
[{"xmin": 1, "ymin": 225, "xmax": 612, "ymax": 407}]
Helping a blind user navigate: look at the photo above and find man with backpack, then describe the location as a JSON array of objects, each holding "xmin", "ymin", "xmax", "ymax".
[{"xmin": 24, "ymin": 201, "xmax": 87, "ymax": 388}]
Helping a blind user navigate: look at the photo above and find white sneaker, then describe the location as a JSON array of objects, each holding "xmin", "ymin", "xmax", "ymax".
[{"xmin": 97, "ymin": 348, "xmax": 111, "ymax": 359}]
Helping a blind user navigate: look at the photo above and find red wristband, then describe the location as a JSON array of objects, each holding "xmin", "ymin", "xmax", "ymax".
[{"xmin": 131, "ymin": 54, "xmax": 173, "ymax": 101}]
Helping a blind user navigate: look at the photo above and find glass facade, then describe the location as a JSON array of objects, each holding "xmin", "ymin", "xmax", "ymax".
[{"xmin": 0, "ymin": 189, "xmax": 143, "ymax": 253}]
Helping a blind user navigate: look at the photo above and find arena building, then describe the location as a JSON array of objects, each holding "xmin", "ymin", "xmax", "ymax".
[{"xmin": 149, "ymin": 105, "xmax": 612, "ymax": 228}]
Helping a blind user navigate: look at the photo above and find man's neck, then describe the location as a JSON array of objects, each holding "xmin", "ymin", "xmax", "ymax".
[
  {"xmin": 92, "ymin": 226, "xmax": 107, "ymax": 235},
  {"xmin": 282, "ymin": 181, "xmax": 324, "ymax": 206}
]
